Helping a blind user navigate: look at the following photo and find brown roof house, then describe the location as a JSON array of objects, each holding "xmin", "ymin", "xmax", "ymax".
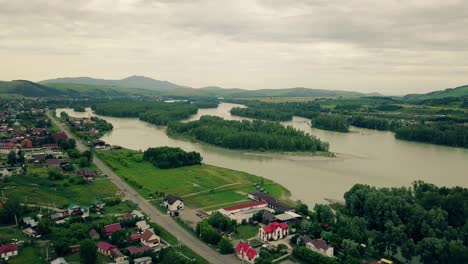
[
  {"xmin": 304, "ymin": 237, "xmax": 334, "ymax": 257},
  {"xmin": 140, "ymin": 229, "xmax": 160, "ymax": 251}
]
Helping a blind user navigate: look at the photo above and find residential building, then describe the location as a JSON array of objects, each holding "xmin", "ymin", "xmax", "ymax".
[
  {"xmin": 89, "ymin": 229, "xmax": 100, "ymax": 240},
  {"xmin": 235, "ymin": 242, "xmax": 258, "ymax": 264},
  {"xmin": 96, "ymin": 241, "xmax": 116, "ymax": 256},
  {"xmin": 104, "ymin": 223, "xmax": 122, "ymax": 237},
  {"xmin": 110, "ymin": 248, "xmax": 126, "ymax": 263},
  {"xmin": 134, "ymin": 256, "xmax": 152, "ymax": 264},
  {"xmin": 304, "ymin": 237, "xmax": 334, "ymax": 257},
  {"xmin": 50, "ymin": 257, "xmax": 68, "ymax": 264},
  {"xmin": 136, "ymin": 220, "xmax": 150, "ymax": 233},
  {"xmin": 258, "ymin": 222, "xmax": 289, "ymax": 241},
  {"xmin": 127, "ymin": 245, "xmax": 150, "ymax": 256},
  {"xmin": 163, "ymin": 195, "xmax": 184, "ymax": 216},
  {"xmin": 141, "ymin": 229, "xmax": 160, "ymax": 250},
  {"xmin": 0, "ymin": 244, "xmax": 18, "ymax": 260},
  {"xmin": 46, "ymin": 158, "xmax": 61, "ymax": 168}
]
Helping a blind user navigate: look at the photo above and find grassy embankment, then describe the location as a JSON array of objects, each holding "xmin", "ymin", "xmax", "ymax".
[{"xmin": 95, "ymin": 148, "xmax": 294, "ymax": 210}]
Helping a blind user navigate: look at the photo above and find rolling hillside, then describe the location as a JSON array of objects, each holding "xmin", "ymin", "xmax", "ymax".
[
  {"xmin": 0, "ymin": 80, "xmax": 65, "ymax": 97},
  {"xmin": 404, "ymin": 84, "xmax": 468, "ymax": 100}
]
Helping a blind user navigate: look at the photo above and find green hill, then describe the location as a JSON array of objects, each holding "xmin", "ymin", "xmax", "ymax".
[
  {"xmin": 0, "ymin": 80, "xmax": 65, "ymax": 97},
  {"xmin": 404, "ymin": 85, "xmax": 468, "ymax": 100}
]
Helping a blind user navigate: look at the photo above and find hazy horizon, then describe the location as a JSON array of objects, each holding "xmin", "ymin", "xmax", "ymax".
[{"xmin": 1, "ymin": 0, "xmax": 467, "ymax": 94}]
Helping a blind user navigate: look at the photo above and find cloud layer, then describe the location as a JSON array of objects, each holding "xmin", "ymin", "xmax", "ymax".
[{"xmin": 1, "ymin": 0, "xmax": 467, "ymax": 94}]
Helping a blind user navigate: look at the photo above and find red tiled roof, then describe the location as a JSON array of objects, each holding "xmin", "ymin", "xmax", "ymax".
[
  {"xmin": 96, "ymin": 241, "xmax": 116, "ymax": 251},
  {"xmin": 0, "ymin": 244, "xmax": 18, "ymax": 253},
  {"xmin": 127, "ymin": 245, "xmax": 151, "ymax": 255},
  {"xmin": 46, "ymin": 158, "xmax": 61, "ymax": 165},
  {"xmin": 141, "ymin": 229, "xmax": 157, "ymax": 242},
  {"xmin": 130, "ymin": 234, "xmax": 141, "ymax": 241},
  {"xmin": 235, "ymin": 242, "xmax": 257, "ymax": 260},
  {"xmin": 223, "ymin": 201, "xmax": 267, "ymax": 211},
  {"xmin": 235, "ymin": 242, "xmax": 250, "ymax": 254},
  {"xmin": 262, "ymin": 221, "xmax": 288, "ymax": 233},
  {"xmin": 104, "ymin": 223, "xmax": 122, "ymax": 235},
  {"xmin": 52, "ymin": 132, "xmax": 68, "ymax": 142}
]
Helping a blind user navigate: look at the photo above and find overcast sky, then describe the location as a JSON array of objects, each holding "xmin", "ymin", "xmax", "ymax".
[{"xmin": 1, "ymin": 0, "xmax": 467, "ymax": 94}]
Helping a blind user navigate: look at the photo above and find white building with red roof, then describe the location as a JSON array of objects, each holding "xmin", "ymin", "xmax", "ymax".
[
  {"xmin": 235, "ymin": 242, "xmax": 258, "ymax": 264},
  {"xmin": 0, "ymin": 244, "xmax": 18, "ymax": 260},
  {"xmin": 96, "ymin": 241, "xmax": 116, "ymax": 256},
  {"xmin": 218, "ymin": 200, "xmax": 270, "ymax": 224},
  {"xmin": 258, "ymin": 222, "xmax": 289, "ymax": 241}
]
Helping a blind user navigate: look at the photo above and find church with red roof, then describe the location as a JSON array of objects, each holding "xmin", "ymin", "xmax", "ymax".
[{"xmin": 258, "ymin": 221, "xmax": 289, "ymax": 241}]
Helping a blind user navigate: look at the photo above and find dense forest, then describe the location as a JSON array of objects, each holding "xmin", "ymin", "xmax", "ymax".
[
  {"xmin": 312, "ymin": 114, "xmax": 350, "ymax": 132},
  {"xmin": 229, "ymin": 101, "xmax": 322, "ymax": 121},
  {"xmin": 167, "ymin": 116, "xmax": 329, "ymax": 152},
  {"xmin": 143, "ymin": 146, "xmax": 202, "ymax": 169},
  {"xmin": 92, "ymin": 101, "xmax": 198, "ymax": 126},
  {"xmin": 348, "ymin": 115, "xmax": 402, "ymax": 131},
  {"xmin": 395, "ymin": 123, "xmax": 468, "ymax": 148},
  {"xmin": 290, "ymin": 181, "xmax": 468, "ymax": 264}
]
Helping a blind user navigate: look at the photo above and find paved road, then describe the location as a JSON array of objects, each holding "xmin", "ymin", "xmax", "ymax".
[{"xmin": 48, "ymin": 111, "xmax": 238, "ymax": 264}]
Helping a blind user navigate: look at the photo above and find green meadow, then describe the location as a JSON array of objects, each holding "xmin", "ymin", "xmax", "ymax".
[{"xmin": 95, "ymin": 148, "xmax": 292, "ymax": 208}]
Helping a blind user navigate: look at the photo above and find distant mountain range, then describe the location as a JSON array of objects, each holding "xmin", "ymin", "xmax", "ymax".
[
  {"xmin": 40, "ymin": 75, "xmax": 187, "ymax": 91},
  {"xmin": 0, "ymin": 75, "xmax": 466, "ymax": 100},
  {"xmin": 39, "ymin": 76, "xmax": 372, "ymax": 98}
]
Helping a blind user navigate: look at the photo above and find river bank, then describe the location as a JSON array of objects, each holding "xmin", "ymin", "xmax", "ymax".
[{"xmin": 56, "ymin": 104, "xmax": 468, "ymax": 206}]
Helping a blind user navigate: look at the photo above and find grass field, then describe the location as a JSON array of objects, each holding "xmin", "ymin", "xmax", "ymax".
[
  {"xmin": 236, "ymin": 224, "xmax": 260, "ymax": 240},
  {"xmin": 1, "ymin": 170, "xmax": 119, "ymax": 208},
  {"xmin": 95, "ymin": 148, "xmax": 292, "ymax": 209}
]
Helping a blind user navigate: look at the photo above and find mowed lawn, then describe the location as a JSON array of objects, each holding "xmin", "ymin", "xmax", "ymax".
[{"xmin": 96, "ymin": 149, "xmax": 292, "ymax": 208}]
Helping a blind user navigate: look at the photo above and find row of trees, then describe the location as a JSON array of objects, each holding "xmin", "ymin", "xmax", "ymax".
[
  {"xmin": 229, "ymin": 101, "xmax": 322, "ymax": 121},
  {"xmin": 349, "ymin": 115, "xmax": 402, "ymax": 131},
  {"xmin": 312, "ymin": 114, "xmax": 350, "ymax": 132},
  {"xmin": 143, "ymin": 147, "xmax": 202, "ymax": 169},
  {"xmin": 93, "ymin": 101, "xmax": 198, "ymax": 126},
  {"xmin": 167, "ymin": 116, "xmax": 329, "ymax": 152},
  {"xmin": 395, "ymin": 123, "xmax": 468, "ymax": 148}
]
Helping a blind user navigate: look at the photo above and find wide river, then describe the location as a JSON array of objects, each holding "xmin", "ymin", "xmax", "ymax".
[{"xmin": 57, "ymin": 103, "xmax": 468, "ymax": 206}]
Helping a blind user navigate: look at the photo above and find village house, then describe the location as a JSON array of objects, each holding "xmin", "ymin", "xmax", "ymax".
[
  {"xmin": 163, "ymin": 195, "xmax": 184, "ymax": 216},
  {"xmin": 131, "ymin": 210, "xmax": 144, "ymax": 220},
  {"xmin": 79, "ymin": 168, "xmax": 97, "ymax": 181},
  {"xmin": 22, "ymin": 227, "xmax": 40, "ymax": 238},
  {"xmin": 52, "ymin": 132, "xmax": 68, "ymax": 142},
  {"xmin": 140, "ymin": 229, "xmax": 160, "ymax": 250},
  {"xmin": 303, "ymin": 237, "xmax": 334, "ymax": 257},
  {"xmin": 0, "ymin": 244, "xmax": 18, "ymax": 260},
  {"xmin": 89, "ymin": 229, "xmax": 100, "ymax": 240},
  {"xmin": 235, "ymin": 242, "xmax": 258, "ymax": 264},
  {"xmin": 134, "ymin": 256, "xmax": 152, "ymax": 264},
  {"xmin": 110, "ymin": 248, "xmax": 126, "ymax": 263},
  {"xmin": 136, "ymin": 220, "xmax": 150, "ymax": 233},
  {"xmin": 23, "ymin": 216, "xmax": 38, "ymax": 227},
  {"xmin": 218, "ymin": 200, "xmax": 270, "ymax": 224},
  {"xmin": 104, "ymin": 223, "xmax": 122, "ymax": 237},
  {"xmin": 46, "ymin": 158, "xmax": 61, "ymax": 168},
  {"xmin": 258, "ymin": 222, "xmax": 289, "ymax": 241},
  {"xmin": 97, "ymin": 241, "xmax": 116, "ymax": 256},
  {"xmin": 127, "ymin": 245, "xmax": 150, "ymax": 256}
]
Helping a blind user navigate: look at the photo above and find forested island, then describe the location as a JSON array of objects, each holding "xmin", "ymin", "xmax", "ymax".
[
  {"xmin": 167, "ymin": 116, "xmax": 329, "ymax": 152},
  {"xmin": 143, "ymin": 146, "xmax": 202, "ymax": 169},
  {"xmin": 92, "ymin": 101, "xmax": 198, "ymax": 125},
  {"xmin": 395, "ymin": 123, "xmax": 468, "ymax": 148},
  {"xmin": 229, "ymin": 101, "xmax": 322, "ymax": 121},
  {"xmin": 312, "ymin": 114, "xmax": 350, "ymax": 132}
]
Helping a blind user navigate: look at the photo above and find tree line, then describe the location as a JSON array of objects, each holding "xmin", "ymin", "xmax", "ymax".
[
  {"xmin": 395, "ymin": 123, "xmax": 468, "ymax": 148},
  {"xmin": 167, "ymin": 116, "xmax": 329, "ymax": 152},
  {"xmin": 312, "ymin": 114, "xmax": 350, "ymax": 132},
  {"xmin": 143, "ymin": 146, "xmax": 202, "ymax": 169},
  {"xmin": 92, "ymin": 101, "xmax": 198, "ymax": 126}
]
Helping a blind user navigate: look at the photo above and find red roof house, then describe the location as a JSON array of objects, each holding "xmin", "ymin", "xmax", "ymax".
[
  {"xmin": 0, "ymin": 244, "xmax": 19, "ymax": 259},
  {"xmin": 104, "ymin": 223, "xmax": 122, "ymax": 236},
  {"xmin": 96, "ymin": 241, "xmax": 116, "ymax": 255},
  {"xmin": 130, "ymin": 233, "xmax": 141, "ymax": 241},
  {"xmin": 127, "ymin": 245, "xmax": 151, "ymax": 255},
  {"xmin": 235, "ymin": 242, "xmax": 258, "ymax": 263},
  {"xmin": 52, "ymin": 132, "xmax": 68, "ymax": 142},
  {"xmin": 223, "ymin": 201, "xmax": 268, "ymax": 212},
  {"xmin": 258, "ymin": 222, "xmax": 289, "ymax": 241}
]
